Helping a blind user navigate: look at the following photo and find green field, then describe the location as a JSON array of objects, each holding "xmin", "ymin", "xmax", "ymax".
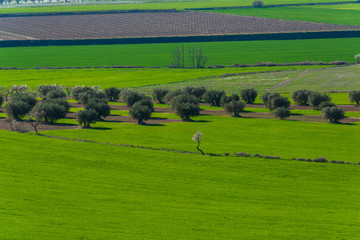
[
  {"xmin": 1, "ymin": 130, "xmax": 360, "ymax": 239},
  {"xmin": 0, "ymin": 0, "xmax": 354, "ymax": 13},
  {"xmin": 208, "ymin": 5, "xmax": 360, "ymax": 25},
  {"xmin": 1, "ymin": 38, "xmax": 360, "ymax": 68}
]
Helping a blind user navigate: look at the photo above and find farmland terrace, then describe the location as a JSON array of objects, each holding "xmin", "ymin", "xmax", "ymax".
[{"xmin": 0, "ymin": 11, "xmax": 360, "ymax": 41}]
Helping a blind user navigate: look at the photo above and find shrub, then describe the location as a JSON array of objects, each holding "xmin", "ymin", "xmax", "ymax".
[
  {"xmin": 220, "ymin": 94, "xmax": 240, "ymax": 107},
  {"xmin": 76, "ymin": 109, "xmax": 98, "ymax": 128},
  {"xmin": 223, "ymin": 101, "xmax": 245, "ymax": 117},
  {"xmin": 129, "ymin": 101, "xmax": 153, "ymax": 124},
  {"xmin": 240, "ymin": 88, "xmax": 258, "ymax": 104},
  {"xmin": 183, "ymin": 86, "xmax": 206, "ymax": 100},
  {"xmin": 318, "ymin": 101, "xmax": 336, "ymax": 111},
  {"xmin": 152, "ymin": 88, "xmax": 170, "ymax": 103},
  {"xmin": 322, "ymin": 106, "xmax": 345, "ymax": 123},
  {"xmin": 37, "ymin": 84, "xmax": 64, "ymax": 98},
  {"xmin": 170, "ymin": 93, "xmax": 200, "ymax": 120},
  {"xmin": 308, "ymin": 93, "xmax": 331, "ymax": 110},
  {"xmin": 45, "ymin": 89, "xmax": 67, "ymax": 100},
  {"xmin": 5, "ymin": 93, "xmax": 37, "ymax": 120},
  {"xmin": 313, "ymin": 156, "xmax": 328, "ymax": 163},
  {"xmin": 104, "ymin": 87, "xmax": 121, "ymax": 102},
  {"xmin": 32, "ymin": 101, "xmax": 67, "ymax": 123},
  {"xmin": 85, "ymin": 99, "xmax": 111, "ymax": 120},
  {"xmin": 121, "ymin": 90, "xmax": 146, "ymax": 107},
  {"xmin": 203, "ymin": 90, "xmax": 226, "ymax": 106},
  {"xmin": 253, "ymin": 0, "xmax": 263, "ymax": 7},
  {"xmin": 292, "ymin": 89, "xmax": 312, "ymax": 105},
  {"xmin": 268, "ymin": 96, "xmax": 290, "ymax": 111},
  {"xmin": 349, "ymin": 90, "xmax": 360, "ymax": 105},
  {"xmin": 273, "ymin": 107, "xmax": 291, "ymax": 120}
]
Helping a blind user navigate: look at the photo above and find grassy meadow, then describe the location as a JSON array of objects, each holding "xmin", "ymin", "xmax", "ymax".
[
  {"xmin": 1, "ymin": 38, "xmax": 359, "ymax": 68},
  {"xmin": 208, "ymin": 5, "xmax": 360, "ymax": 25},
  {"xmin": 1, "ymin": 130, "xmax": 360, "ymax": 239}
]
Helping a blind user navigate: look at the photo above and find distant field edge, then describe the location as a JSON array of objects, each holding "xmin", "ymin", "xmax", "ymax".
[
  {"xmin": 0, "ymin": 8, "xmax": 177, "ymax": 18},
  {"xmin": 186, "ymin": 0, "xmax": 359, "ymax": 10},
  {"xmin": 3, "ymin": 31, "xmax": 360, "ymax": 47}
]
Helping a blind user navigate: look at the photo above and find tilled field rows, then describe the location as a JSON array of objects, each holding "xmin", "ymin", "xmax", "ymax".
[{"xmin": 1, "ymin": 11, "xmax": 360, "ymax": 40}]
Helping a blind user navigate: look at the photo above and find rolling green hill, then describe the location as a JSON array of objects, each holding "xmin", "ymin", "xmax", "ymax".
[{"xmin": 1, "ymin": 130, "xmax": 360, "ymax": 239}]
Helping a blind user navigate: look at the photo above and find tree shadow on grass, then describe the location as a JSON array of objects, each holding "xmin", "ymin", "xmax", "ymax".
[
  {"xmin": 184, "ymin": 119, "xmax": 211, "ymax": 123},
  {"xmin": 102, "ymin": 120, "xmax": 124, "ymax": 123},
  {"xmin": 88, "ymin": 127, "xmax": 112, "ymax": 130},
  {"xmin": 142, "ymin": 123, "xmax": 165, "ymax": 127}
]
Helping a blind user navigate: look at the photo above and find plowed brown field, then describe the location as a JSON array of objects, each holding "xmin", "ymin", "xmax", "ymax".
[{"xmin": 1, "ymin": 11, "xmax": 359, "ymax": 40}]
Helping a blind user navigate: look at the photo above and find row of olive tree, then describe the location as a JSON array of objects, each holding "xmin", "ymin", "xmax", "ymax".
[
  {"xmin": 291, "ymin": 89, "xmax": 344, "ymax": 123},
  {"xmin": 152, "ymin": 87, "xmax": 258, "ymax": 119}
]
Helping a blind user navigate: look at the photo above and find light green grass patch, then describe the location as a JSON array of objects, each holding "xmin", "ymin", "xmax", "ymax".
[
  {"xmin": 274, "ymin": 65, "xmax": 360, "ymax": 93},
  {"xmin": 0, "ymin": 67, "xmax": 319, "ymax": 89},
  {"xmin": 207, "ymin": 6, "xmax": 360, "ymax": 25}
]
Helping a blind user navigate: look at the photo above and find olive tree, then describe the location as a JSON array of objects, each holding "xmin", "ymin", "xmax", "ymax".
[
  {"xmin": 76, "ymin": 109, "xmax": 98, "ymax": 128},
  {"xmin": 265, "ymin": 95, "xmax": 290, "ymax": 111},
  {"xmin": 84, "ymin": 99, "xmax": 110, "ymax": 120},
  {"xmin": 322, "ymin": 106, "xmax": 345, "ymax": 123},
  {"xmin": 170, "ymin": 93, "xmax": 200, "ymax": 120},
  {"xmin": 45, "ymin": 89, "xmax": 67, "ymax": 100},
  {"xmin": 240, "ymin": 88, "xmax": 258, "ymax": 104},
  {"xmin": 203, "ymin": 90, "xmax": 226, "ymax": 106},
  {"xmin": 32, "ymin": 100, "xmax": 67, "ymax": 124},
  {"xmin": 274, "ymin": 107, "xmax": 291, "ymax": 120},
  {"xmin": 104, "ymin": 87, "xmax": 121, "ymax": 102},
  {"xmin": 223, "ymin": 100, "xmax": 245, "ymax": 117},
  {"xmin": 37, "ymin": 84, "xmax": 64, "ymax": 98},
  {"xmin": 183, "ymin": 86, "xmax": 206, "ymax": 100},
  {"xmin": 292, "ymin": 89, "xmax": 312, "ymax": 105},
  {"xmin": 121, "ymin": 91, "xmax": 146, "ymax": 107},
  {"xmin": 349, "ymin": 90, "xmax": 360, "ymax": 105},
  {"xmin": 5, "ymin": 93, "xmax": 37, "ymax": 120},
  {"xmin": 220, "ymin": 94, "xmax": 240, "ymax": 107},
  {"xmin": 129, "ymin": 101, "xmax": 153, "ymax": 124},
  {"xmin": 260, "ymin": 92, "xmax": 280, "ymax": 108},
  {"xmin": 309, "ymin": 93, "xmax": 331, "ymax": 110},
  {"xmin": 152, "ymin": 88, "xmax": 170, "ymax": 104}
]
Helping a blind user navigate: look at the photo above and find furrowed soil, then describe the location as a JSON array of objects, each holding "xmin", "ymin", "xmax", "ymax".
[{"xmin": 0, "ymin": 11, "xmax": 359, "ymax": 40}]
